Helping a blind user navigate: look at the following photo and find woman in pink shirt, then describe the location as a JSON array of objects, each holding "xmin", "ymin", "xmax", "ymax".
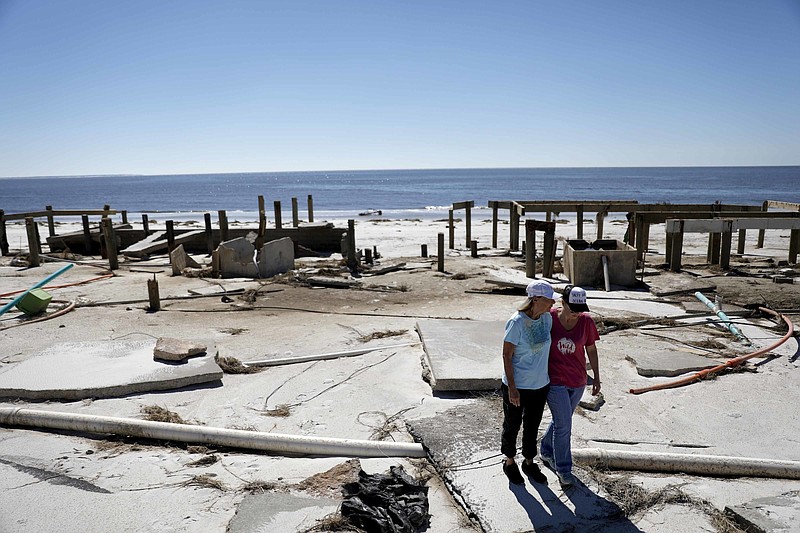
[{"xmin": 540, "ymin": 285, "xmax": 601, "ymax": 488}]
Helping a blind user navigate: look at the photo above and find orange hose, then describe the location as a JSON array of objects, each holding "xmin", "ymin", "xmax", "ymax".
[
  {"xmin": 629, "ymin": 307, "xmax": 795, "ymax": 395},
  {"xmin": 0, "ymin": 274, "xmax": 114, "ymax": 298}
]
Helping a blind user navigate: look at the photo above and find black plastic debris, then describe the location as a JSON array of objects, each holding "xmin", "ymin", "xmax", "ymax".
[{"xmin": 340, "ymin": 465, "xmax": 430, "ymax": 533}]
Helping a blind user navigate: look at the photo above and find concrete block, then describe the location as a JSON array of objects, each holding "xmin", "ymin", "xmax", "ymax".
[
  {"xmin": 169, "ymin": 244, "xmax": 201, "ymax": 275},
  {"xmin": 626, "ymin": 350, "xmax": 720, "ymax": 378},
  {"xmin": 217, "ymin": 237, "xmax": 260, "ymax": 278},
  {"xmin": 726, "ymin": 490, "xmax": 800, "ymax": 533},
  {"xmin": 564, "ymin": 239, "xmax": 637, "ymax": 288},
  {"xmin": 258, "ymin": 237, "xmax": 294, "ymax": 278},
  {"xmin": 153, "ymin": 337, "xmax": 207, "ymax": 362},
  {"xmin": 416, "ymin": 319, "xmax": 504, "ymax": 391}
]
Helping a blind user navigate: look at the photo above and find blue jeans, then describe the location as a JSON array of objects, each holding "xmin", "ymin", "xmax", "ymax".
[{"xmin": 540, "ymin": 385, "xmax": 584, "ymax": 474}]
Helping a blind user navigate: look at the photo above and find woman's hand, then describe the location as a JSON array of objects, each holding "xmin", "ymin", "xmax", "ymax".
[
  {"xmin": 591, "ymin": 380, "xmax": 601, "ymax": 396},
  {"xmin": 509, "ymin": 385, "xmax": 521, "ymax": 407}
]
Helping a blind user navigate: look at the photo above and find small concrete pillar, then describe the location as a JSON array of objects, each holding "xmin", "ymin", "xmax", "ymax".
[{"xmin": 147, "ymin": 275, "xmax": 160, "ymax": 312}]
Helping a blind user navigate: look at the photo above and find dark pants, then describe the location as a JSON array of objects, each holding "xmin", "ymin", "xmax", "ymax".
[{"xmin": 500, "ymin": 383, "xmax": 549, "ymax": 460}]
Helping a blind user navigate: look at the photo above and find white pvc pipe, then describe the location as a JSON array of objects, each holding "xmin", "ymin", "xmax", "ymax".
[
  {"xmin": 574, "ymin": 448, "xmax": 800, "ymax": 479},
  {"xmin": 0, "ymin": 407, "xmax": 426, "ymax": 458},
  {"xmin": 244, "ymin": 342, "xmax": 421, "ymax": 367},
  {"xmin": 601, "ymin": 255, "xmax": 611, "ymax": 292}
]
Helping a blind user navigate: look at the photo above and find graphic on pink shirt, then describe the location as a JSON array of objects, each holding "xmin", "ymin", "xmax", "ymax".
[{"xmin": 556, "ymin": 337, "xmax": 576, "ymax": 355}]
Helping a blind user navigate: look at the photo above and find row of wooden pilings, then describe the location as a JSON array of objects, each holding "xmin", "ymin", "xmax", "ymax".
[{"xmin": 0, "ymin": 195, "xmax": 317, "ymax": 269}]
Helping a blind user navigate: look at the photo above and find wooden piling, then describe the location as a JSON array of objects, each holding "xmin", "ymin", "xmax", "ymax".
[
  {"xmin": 102, "ymin": 218, "xmax": 119, "ymax": 270},
  {"xmin": 510, "ymin": 206, "xmax": 520, "ymax": 251},
  {"xmin": 147, "ymin": 275, "xmax": 161, "ymax": 312},
  {"xmin": 421, "ymin": 244, "xmax": 428, "ymax": 257},
  {"xmin": 525, "ymin": 220, "xmax": 536, "ymax": 278},
  {"xmin": 438, "ymin": 233, "xmax": 445, "ymax": 273},
  {"xmin": 292, "ymin": 197, "xmax": 299, "ymax": 227},
  {"xmin": 790, "ymin": 229, "xmax": 800, "ymax": 264},
  {"xmin": 307, "ymin": 195, "xmax": 314, "ymax": 223},
  {"xmin": 669, "ymin": 221, "xmax": 684, "ymax": 272},
  {"xmin": 273, "ymin": 201, "xmax": 282, "ymax": 229},
  {"xmin": 596, "ymin": 210, "xmax": 606, "ymax": 241},
  {"xmin": 81, "ymin": 215, "xmax": 92, "ymax": 253},
  {"xmin": 218, "ymin": 210, "xmax": 229, "ymax": 242},
  {"xmin": 102, "ymin": 204, "xmax": 111, "ymax": 220},
  {"xmin": 737, "ymin": 229, "xmax": 746, "ymax": 255},
  {"xmin": 448, "ymin": 209, "xmax": 454, "ymax": 249},
  {"xmin": 25, "ymin": 217, "xmax": 40, "ymax": 267},
  {"xmin": 542, "ymin": 224, "xmax": 555, "ymax": 278},
  {"xmin": 141, "ymin": 214, "xmax": 150, "ymax": 235},
  {"xmin": 491, "ymin": 202, "xmax": 498, "ymax": 248},
  {"xmin": 121, "ymin": 210, "xmax": 128, "ymax": 224},
  {"xmin": 256, "ymin": 195, "xmax": 266, "ymax": 249},
  {"xmin": 0, "ymin": 209, "xmax": 9, "ymax": 256},
  {"xmin": 166, "ymin": 220, "xmax": 176, "ymax": 253},
  {"xmin": 204, "ymin": 213, "xmax": 214, "ymax": 254},
  {"xmin": 756, "ymin": 200, "xmax": 768, "ymax": 248},
  {"xmin": 465, "ymin": 203, "xmax": 472, "ymax": 248},
  {"xmin": 470, "ymin": 240, "xmax": 478, "ymax": 258},
  {"xmin": 45, "ymin": 205, "xmax": 55, "ymax": 237},
  {"xmin": 347, "ymin": 219, "xmax": 358, "ymax": 271},
  {"xmin": 708, "ymin": 233, "xmax": 721, "ymax": 265},
  {"xmin": 720, "ymin": 221, "xmax": 733, "ymax": 270},
  {"xmin": 365, "ymin": 248, "xmax": 373, "ymax": 265},
  {"xmin": 576, "ymin": 205, "xmax": 584, "ymax": 240}
]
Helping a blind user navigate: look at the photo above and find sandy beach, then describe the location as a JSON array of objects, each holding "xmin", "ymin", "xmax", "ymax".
[{"xmin": 1, "ymin": 213, "xmax": 799, "ymax": 532}]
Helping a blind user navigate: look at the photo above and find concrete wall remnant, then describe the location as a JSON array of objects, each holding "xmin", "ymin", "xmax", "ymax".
[
  {"xmin": 217, "ymin": 236, "xmax": 295, "ymax": 279},
  {"xmin": 563, "ymin": 239, "xmax": 637, "ymax": 287}
]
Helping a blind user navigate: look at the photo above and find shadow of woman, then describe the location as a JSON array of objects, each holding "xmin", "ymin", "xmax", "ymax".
[{"xmin": 508, "ymin": 477, "xmax": 644, "ymax": 531}]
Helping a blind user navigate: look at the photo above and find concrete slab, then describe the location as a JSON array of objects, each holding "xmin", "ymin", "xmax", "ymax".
[
  {"xmin": 258, "ymin": 236, "xmax": 295, "ymax": 278},
  {"xmin": 416, "ymin": 319, "xmax": 504, "ymax": 391},
  {"xmin": 0, "ymin": 340, "xmax": 223, "ymax": 400},
  {"xmin": 726, "ymin": 490, "xmax": 800, "ymax": 533},
  {"xmin": 625, "ymin": 350, "xmax": 721, "ymax": 377},
  {"xmin": 407, "ymin": 400, "xmax": 641, "ymax": 532},
  {"xmin": 217, "ymin": 237, "xmax": 259, "ymax": 278},
  {"xmin": 227, "ymin": 491, "xmax": 339, "ymax": 533},
  {"xmin": 645, "ymin": 272, "xmax": 716, "ymax": 297}
]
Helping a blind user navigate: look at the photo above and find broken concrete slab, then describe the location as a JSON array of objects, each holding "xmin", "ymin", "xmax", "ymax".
[
  {"xmin": 227, "ymin": 491, "xmax": 340, "ymax": 533},
  {"xmin": 217, "ymin": 237, "xmax": 295, "ymax": 279},
  {"xmin": 625, "ymin": 350, "xmax": 721, "ymax": 378},
  {"xmin": 217, "ymin": 237, "xmax": 260, "ymax": 278},
  {"xmin": 407, "ymin": 400, "xmax": 635, "ymax": 532},
  {"xmin": 416, "ymin": 319, "xmax": 504, "ymax": 391},
  {"xmin": 169, "ymin": 244, "xmax": 201, "ymax": 275},
  {"xmin": 726, "ymin": 490, "xmax": 800, "ymax": 533},
  {"xmin": 153, "ymin": 337, "xmax": 207, "ymax": 362},
  {"xmin": 645, "ymin": 271, "xmax": 716, "ymax": 297},
  {"xmin": 0, "ymin": 340, "xmax": 222, "ymax": 400},
  {"xmin": 258, "ymin": 236, "xmax": 294, "ymax": 278},
  {"xmin": 121, "ymin": 230, "xmax": 204, "ymax": 257}
]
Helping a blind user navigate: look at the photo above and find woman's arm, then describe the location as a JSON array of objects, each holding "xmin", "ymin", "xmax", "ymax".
[
  {"xmin": 502, "ymin": 341, "xmax": 520, "ymax": 406},
  {"xmin": 586, "ymin": 344, "xmax": 600, "ymax": 395}
]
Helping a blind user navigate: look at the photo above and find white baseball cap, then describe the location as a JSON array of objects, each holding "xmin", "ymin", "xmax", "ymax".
[{"xmin": 525, "ymin": 280, "xmax": 555, "ymax": 300}]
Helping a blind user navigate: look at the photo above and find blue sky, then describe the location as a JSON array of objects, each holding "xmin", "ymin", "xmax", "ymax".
[{"xmin": 1, "ymin": 0, "xmax": 799, "ymax": 176}]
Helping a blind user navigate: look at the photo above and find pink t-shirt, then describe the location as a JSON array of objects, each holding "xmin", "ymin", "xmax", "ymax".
[{"xmin": 548, "ymin": 309, "xmax": 600, "ymax": 388}]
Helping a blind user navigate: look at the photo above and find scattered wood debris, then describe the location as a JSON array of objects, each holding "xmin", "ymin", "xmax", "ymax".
[
  {"xmin": 141, "ymin": 405, "xmax": 188, "ymax": 425},
  {"xmin": 214, "ymin": 353, "xmax": 263, "ymax": 374}
]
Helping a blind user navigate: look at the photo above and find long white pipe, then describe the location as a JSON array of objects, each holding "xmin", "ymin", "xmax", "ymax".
[
  {"xmin": 244, "ymin": 342, "xmax": 421, "ymax": 367},
  {"xmin": 0, "ymin": 407, "xmax": 426, "ymax": 458},
  {"xmin": 574, "ymin": 448, "xmax": 800, "ymax": 479},
  {"xmin": 601, "ymin": 255, "xmax": 611, "ymax": 292}
]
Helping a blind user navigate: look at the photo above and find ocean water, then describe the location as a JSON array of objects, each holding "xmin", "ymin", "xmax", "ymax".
[{"xmin": 1, "ymin": 167, "xmax": 798, "ymax": 221}]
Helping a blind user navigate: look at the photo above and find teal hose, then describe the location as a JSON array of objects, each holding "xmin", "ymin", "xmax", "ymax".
[{"xmin": 0, "ymin": 263, "xmax": 74, "ymax": 317}]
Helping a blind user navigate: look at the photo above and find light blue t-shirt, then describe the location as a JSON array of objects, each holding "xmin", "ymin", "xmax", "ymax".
[{"xmin": 501, "ymin": 310, "xmax": 552, "ymax": 390}]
